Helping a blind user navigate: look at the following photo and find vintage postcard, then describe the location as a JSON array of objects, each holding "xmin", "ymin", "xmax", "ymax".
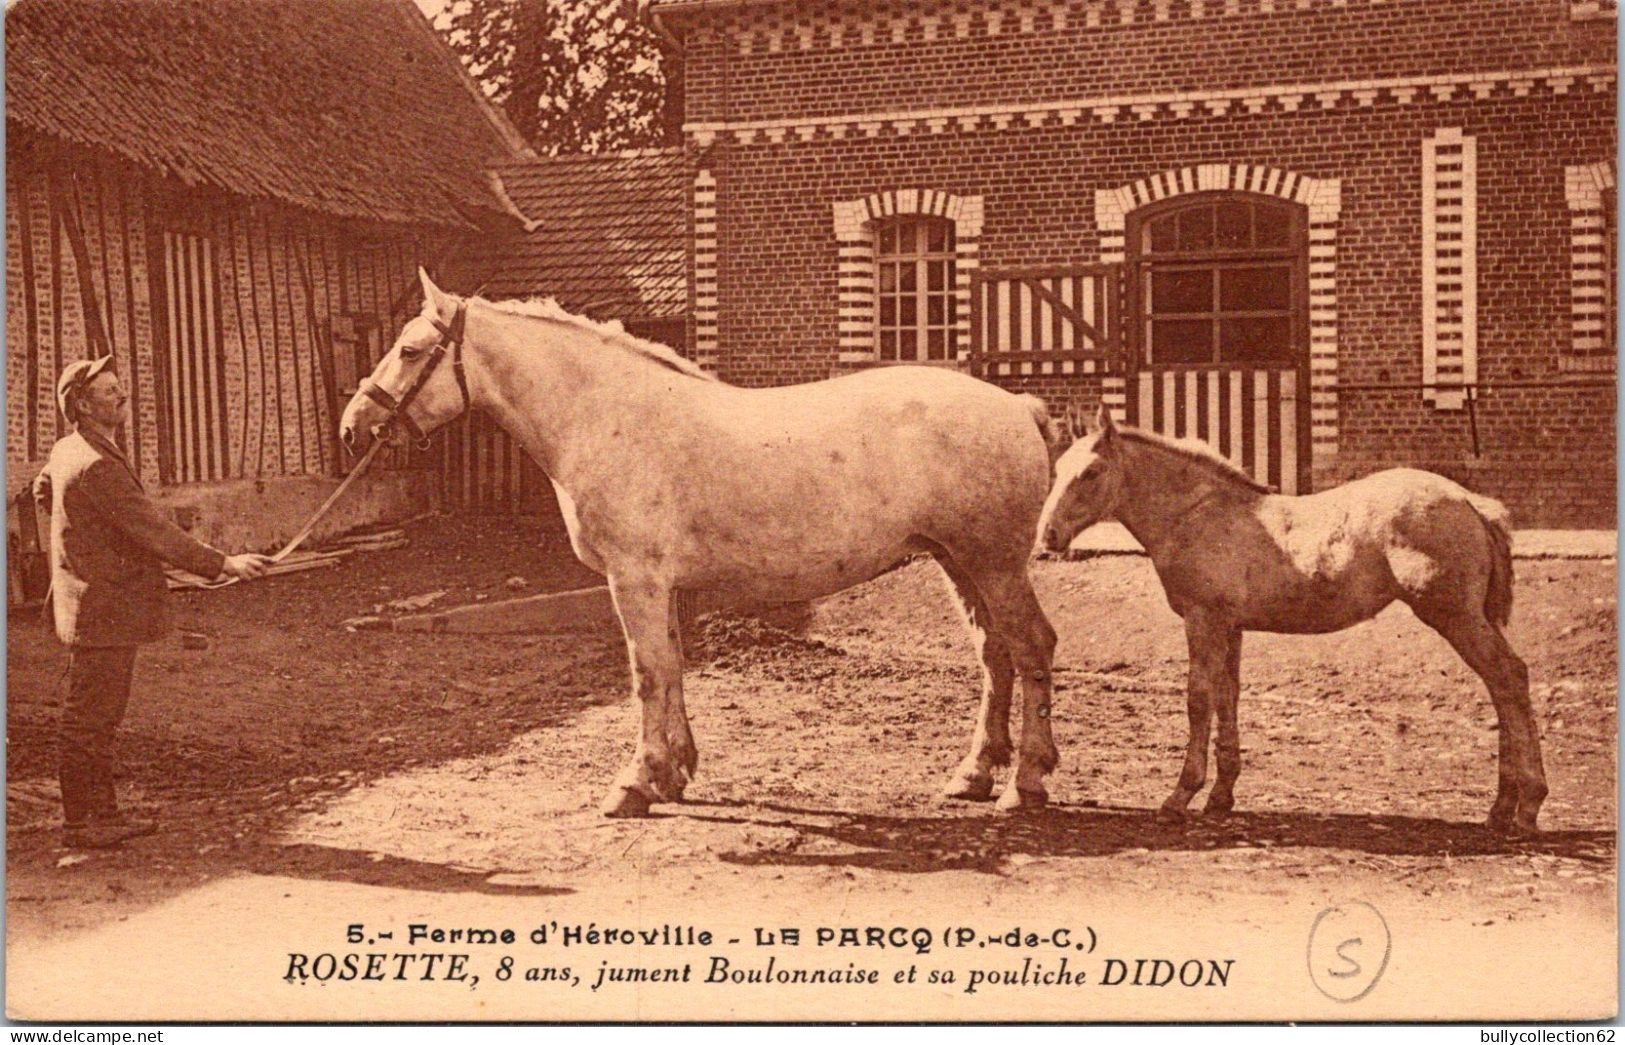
[{"xmin": 4, "ymin": 0, "xmax": 1617, "ymax": 1025}]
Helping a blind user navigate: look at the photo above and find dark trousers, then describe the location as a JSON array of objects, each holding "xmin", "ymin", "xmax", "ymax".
[{"xmin": 60, "ymin": 645, "xmax": 138, "ymax": 827}]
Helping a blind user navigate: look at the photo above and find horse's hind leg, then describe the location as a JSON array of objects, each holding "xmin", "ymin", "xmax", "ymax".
[
  {"xmin": 934, "ymin": 553, "xmax": 1013, "ymax": 801},
  {"xmin": 1415, "ymin": 606, "xmax": 1547, "ymax": 834},
  {"xmin": 974, "ymin": 568, "xmax": 1059, "ymax": 811},
  {"xmin": 664, "ymin": 590, "xmax": 698, "ymax": 794},
  {"xmin": 1159, "ymin": 610, "xmax": 1225, "ymax": 820},
  {"xmin": 602, "ymin": 575, "xmax": 689, "ymax": 818}
]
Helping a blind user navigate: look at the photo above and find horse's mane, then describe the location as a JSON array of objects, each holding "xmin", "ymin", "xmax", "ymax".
[
  {"xmin": 475, "ymin": 296, "xmax": 716, "ymax": 382},
  {"xmin": 1119, "ymin": 426, "xmax": 1272, "ymax": 493}
]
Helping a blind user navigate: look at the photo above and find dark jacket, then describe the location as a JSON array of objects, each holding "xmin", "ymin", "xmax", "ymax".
[{"xmin": 32, "ymin": 429, "xmax": 227, "ymax": 647}]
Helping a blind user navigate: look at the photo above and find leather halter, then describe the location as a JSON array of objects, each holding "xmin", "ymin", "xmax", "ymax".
[{"xmin": 358, "ymin": 301, "xmax": 470, "ymax": 449}]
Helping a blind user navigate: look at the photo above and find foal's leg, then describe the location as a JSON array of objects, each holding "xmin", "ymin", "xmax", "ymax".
[
  {"xmin": 1204, "ymin": 626, "xmax": 1245, "ymax": 816},
  {"xmin": 602, "ymin": 575, "xmax": 688, "ymax": 818},
  {"xmin": 935, "ymin": 554, "xmax": 1013, "ymax": 801},
  {"xmin": 976, "ymin": 569, "xmax": 1059, "ymax": 811},
  {"xmin": 1418, "ymin": 608, "xmax": 1547, "ymax": 834},
  {"xmin": 1159, "ymin": 610, "xmax": 1227, "ymax": 820}
]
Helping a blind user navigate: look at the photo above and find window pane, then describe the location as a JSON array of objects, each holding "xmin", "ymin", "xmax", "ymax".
[
  {"xmin": 1151, "ymin": 318, "xmax": 1212, "ymax": 363},
  {"xmin": 927, "ymin": 329, "xmax": 946, "ymax": 360},
  {"xmin": 1255, "ymin": 205, "xmax": 1292, "ymax": 248},
  {"xmin": 879, "ymin": 264, "xmax": 897, "ymax": 292},
  {"xmin": 1147, "ymin": 213, "xmax": 1177, "ymax": 254},
  {"xmin": 879, "ymin": 330, "xmax": 897, "ymax": 360},
  {"xmin": 926, "ymin": 221, "xmax": 949, "ymax": 253},
  {"xmin": 899, "ymin": 297, "xmax": 917, "ymax": 325},
  {"xmin": 1220, "ymin": 317, "xmax": 1293, "ymax": 361},
  {"xmin": 1219, "ymin": 265, "xmax": 1292, "ymax": 312},
  {"xmin": 897, "ymin": 329, "xmax": 918, "ymax": 360},
  {"xmin": 927, "ymin": 295, "xmax": 946, "ymax": 325},
  {"xmin": 1178, "ymin": 206, "xmax": 1214, "ymax": 251},
  {"xmin": 1215, "ymin": 201, "xmax": 1252, "ymax": 248},
  {"xmin": 927, "ymin": 260, "xmax": 946, "ymax": 290},
  {"xmin": 879, "ymin": 224, "xmax": 897, "ymax": 255},
  {"xmin": 880, "ymin": 297, "xmax": 897, "ymax": 326},
  {"xmin": 1150, "ymin": 268, "xmax": 1212, "ymax": 314},
  {"xmin": 899, "ymin": 263, "xmax": 917, "ymax": 291}
]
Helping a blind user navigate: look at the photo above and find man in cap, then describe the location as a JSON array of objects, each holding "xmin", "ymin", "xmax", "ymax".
[{"xmin": 32, "ymin": 356, "xmax": 273, "ymax": 848}]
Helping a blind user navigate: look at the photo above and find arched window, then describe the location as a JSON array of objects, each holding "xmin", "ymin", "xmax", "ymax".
[
  {"xmin": 1130, "ymin": 193, "xmax": 1306, "ymax": 366},
  {"xmin": 876, "ymin": 216, "xmax": 957, "ymax": 361}
]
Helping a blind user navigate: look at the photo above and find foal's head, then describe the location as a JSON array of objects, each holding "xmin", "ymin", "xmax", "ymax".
[
  {"xmin": 1038, "ymin": 405, "xmax": 1125, "ymax": 553},
  {"xmin": 340, "ymin": 268, "xmax": 470, "ymax": 453}
]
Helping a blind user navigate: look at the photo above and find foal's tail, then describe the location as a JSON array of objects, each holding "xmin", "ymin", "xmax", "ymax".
[{"xmin": 1467, "ymin": 494, "xmax": 1515, "ymax": 627}]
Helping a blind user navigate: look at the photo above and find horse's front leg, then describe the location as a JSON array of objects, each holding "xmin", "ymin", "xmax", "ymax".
[
  {"xmin": 1159, "ymin": 611, "xmax": 1226, "ymax": 821},
  {"xmin": 602, "ymin": 575, "xmax": 688, "ymax": 818},
  {"xmin": 1203, "ymin": 625, "xmax": 1244, "ymax": 816}
]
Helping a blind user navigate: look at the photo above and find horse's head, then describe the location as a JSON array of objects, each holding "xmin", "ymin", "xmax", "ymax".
[
  {"xmin": 340, "ymin": 269, "xmax": 470, "ymax": 454},
  {"xmin": 1038, "ymin": 404, "xmax": 1125, "ymax": 552}
]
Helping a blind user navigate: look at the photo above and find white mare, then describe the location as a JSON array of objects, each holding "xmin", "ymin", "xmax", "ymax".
[
  {"xmin": 1038, "ymin": 406, "xmax": 1546, "ymax": 834},
  {"xmin": 341, "ymin": 271, "xmax": 1060, "ymax": 817}
]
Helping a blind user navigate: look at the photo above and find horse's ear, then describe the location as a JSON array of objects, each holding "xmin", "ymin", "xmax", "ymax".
[
  {"xmin": 1064, "ymin": 399, "xmax": 1089, "ymax": 441},
  {"xmin": 1095, "ymin": 403, "xmax": 1118, "ymax": 444},
  {"xmin": 419, "ymin": 267, "xmax": 452, "ymax": 320}
]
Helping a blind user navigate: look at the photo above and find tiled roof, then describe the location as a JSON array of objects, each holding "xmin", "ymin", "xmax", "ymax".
[
  {"xmin": 471, "ymin": 149, "xmax": 687, "ymax": 321},
  {"xmin": 5, "ymin": 0, "xmax": 530, "ymax": 229}
]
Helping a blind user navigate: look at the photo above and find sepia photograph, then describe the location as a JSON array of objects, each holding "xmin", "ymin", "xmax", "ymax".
[{"xmin": 3, "ymin": 0, "xmax": 1618, "ymax": 1026}]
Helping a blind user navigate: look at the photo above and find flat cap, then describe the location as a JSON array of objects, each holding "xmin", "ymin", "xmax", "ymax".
[{"xmin": 56, "ymin": 355, "xmax": 116, "ymax": 420}]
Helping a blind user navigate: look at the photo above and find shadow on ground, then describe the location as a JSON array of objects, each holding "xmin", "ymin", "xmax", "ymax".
[{"xmin": 690, "ymin": 800, "xmax": 1616, "ymax": 875}]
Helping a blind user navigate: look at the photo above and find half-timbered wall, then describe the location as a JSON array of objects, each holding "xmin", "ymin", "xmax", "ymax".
[{"xmin": 5, "ymin": 143, "xmax": 457, "ymax": 500}]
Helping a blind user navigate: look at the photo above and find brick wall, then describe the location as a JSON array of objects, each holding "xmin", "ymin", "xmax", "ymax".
[{"xmin": 672, "ymin": 0, "xmax": 1617, "ymax": 526}]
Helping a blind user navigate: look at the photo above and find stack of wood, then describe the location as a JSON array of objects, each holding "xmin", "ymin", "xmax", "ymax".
[
  {"xmin": 165, "ymin": 548, "xmax": 353, "ymax": 590},
  {"xmin": 330, "ymin": 527, "xmax": 408, "ymax": 553},
  {"xmin": 163, "ymin": 517, "xmax": 417, "ymax": 590}
]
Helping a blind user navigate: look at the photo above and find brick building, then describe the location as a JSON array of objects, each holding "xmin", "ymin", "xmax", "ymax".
[
  {"xmin": 5, "ymin": 0, "xmax": 529, "ymax": 556},
  {"xmin": 650, "ymin": 0, "xmax": 1617, "ymax": 525}
]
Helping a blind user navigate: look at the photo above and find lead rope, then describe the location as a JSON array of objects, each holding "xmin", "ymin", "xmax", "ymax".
[{"xmin": 183, "ymin": 436, "xmax": 388, "ymax": 591}]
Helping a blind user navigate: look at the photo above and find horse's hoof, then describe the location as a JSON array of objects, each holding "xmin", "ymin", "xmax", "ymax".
[
  {"xmin": 600, "ymin": 789, "xmax": 652, "ymax": 818},
  {"xmin": 1203, "ymin": 796, "xmax": 1235, "ymax": 817},
  {"xmin": 942, "ymin": 773, "xmax": 995, "ymax": 802},
  {"xmin": 1155, "ymin": 804, "xmax": 1188, "ymax": 824},
  {"xmin": 995, "ymin": 787, "xmax": 1047, "ymax": 812}
]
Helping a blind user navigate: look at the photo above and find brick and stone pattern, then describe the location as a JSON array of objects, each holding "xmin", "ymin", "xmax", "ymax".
[{"xmin": 669, "ymin": 0, "xmax": 1616, "ymax": 526}]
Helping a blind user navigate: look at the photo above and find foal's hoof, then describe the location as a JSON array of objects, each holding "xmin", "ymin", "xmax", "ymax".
[
  {"xmin": 600, "ymin": 788, "xmax": 653, "ymax": 818},
  {"xmin": 942, "ymin": 772, "xmax": 995, "ymax": 802},
  {"xmin": 1485, "ymin": 810, "xmax": 1540, "ymax": 838},
  {"xmin": 995, "ymin": 787, "xmax": 1048, "ymax": 812}
]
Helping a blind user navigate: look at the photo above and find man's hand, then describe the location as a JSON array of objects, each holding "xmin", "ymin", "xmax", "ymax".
[{"xmin": 222, "ymin": 553, "xmax": 275, "ymax": 580}]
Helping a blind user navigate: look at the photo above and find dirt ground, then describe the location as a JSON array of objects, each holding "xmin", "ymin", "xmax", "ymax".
[{"xmin": 5, "ymin": 513, "xmax": 1617, "ymax": 1020}]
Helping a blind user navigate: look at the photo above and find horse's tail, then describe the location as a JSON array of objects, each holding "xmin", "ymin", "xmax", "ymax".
[
  {"xmin": 1020, "ymin": 394, "xmax": 1059, "ymax": 453},
  {"xmin": 1467, "ymin": 493, "xmax": 1515, "ymax": 627}
]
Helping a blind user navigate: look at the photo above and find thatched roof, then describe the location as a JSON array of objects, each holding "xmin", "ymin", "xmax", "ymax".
[
  {"xmin": 472, "ymin": 148, "xmax": 687, "ymax": 321},
  {"xmin": 6, "ymin": 0, "xmax": 532, "ymax": 229}
]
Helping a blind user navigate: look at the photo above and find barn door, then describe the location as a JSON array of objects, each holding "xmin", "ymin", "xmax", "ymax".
[
  {"xmin": 968, "ymin": 264, "xmax": 1122, "ymax": 377},
  {"xmin": 159, "ymin": 229, "xmax": 231, "ymax": 483},
  {"xmin": 1125, "ymin": 367, "xmax": 1306, "ymax": 494},
  {"xmin": 1125, "ymin": 193, "xmax": 1311, "ymax": 494}
]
